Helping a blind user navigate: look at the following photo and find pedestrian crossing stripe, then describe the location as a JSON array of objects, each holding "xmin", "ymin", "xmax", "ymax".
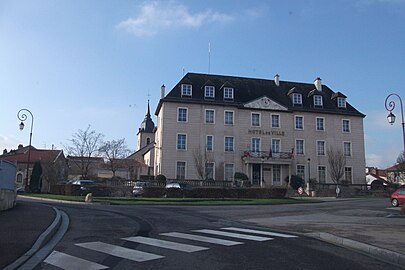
[
  {"xmin": 193, "ymin": 229, "xmax": 274, "ymax": 241},
  {"xmin": 76, "ymin": 242, "xmax": 164, "ymax": 262},
  {"xmin": 45, "ymin": 227, "xmax": 296, "ymax": 269},
  {"xmin": 122, "ymin": 236, "xmax": 209, "ymax": 252},
  {"xmin": 222, "ymin": 227, "xmax": 298, "ymax": 238},
  {"xmin": 44, "ymin": 250, "xmax": 108, "ymax": 270},
  {"xmin": 160, "ymin": 232, "xmax": 244, "ymax": 246}
]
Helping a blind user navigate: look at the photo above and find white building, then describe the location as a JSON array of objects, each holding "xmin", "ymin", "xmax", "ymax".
[{"xmin": 153, "ymin": 73, "xmax": 366, "ymax": 186}]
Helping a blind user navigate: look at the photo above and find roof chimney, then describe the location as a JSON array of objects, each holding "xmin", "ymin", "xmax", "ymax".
[
  {"xmin": 314, "ymin": 77, "xmax": 322, "ymax": 91},
  {"xmin": 274, "ymin": 74, "xmax": 280, "ymax": 87},
  {"xmin": 160, "ymin": 84, "xmax": 166, "ymax": 99},
  {"xmin": 3, "ymin": 149, "xmax": 7, "ymax": 155}
]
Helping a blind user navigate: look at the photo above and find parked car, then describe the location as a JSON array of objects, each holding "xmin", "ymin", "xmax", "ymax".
[
  {"xmin": 71, "ymin": 180, "xmax": 98, "ymax": 195},
  {"xmin": 390, "ymin": 186, "xmax": 405, "ymax": 207},
  {"xmin": 16, "ymin": 186, "xmax": 25, "ymax": 194},
  {"xmin": 165, "ymin": 182, "xmax": 193, "ymax": 198},
  {"xmin": 165, "ymin": 182, "xmax": 193, "ymax": 189},
  {"xmin": 132, "ymin": 182, "xmax": 149, "ymax": 197}
]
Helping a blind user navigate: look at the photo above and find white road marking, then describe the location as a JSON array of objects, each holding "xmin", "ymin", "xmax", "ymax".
[
  {"xmin": 222, "ymin": 227, "xmax": 298, "ymax": 238},
  {"xmin": 76, "ymin": 242, "xmax": 163, "ymax": 262},
  {"xmin": 160, "ymin": 232, "xmax": 244, "ymax": 246},
  {"xmin": 122, "ymin": 236, "xmax": 208, "ymax": 252},
  {"xmin": 44, "ymin": 250, "xmax": 108, "ymax": 270},
  {"xmin": 193, "ymin": 229, "xmax": 273, "ymax": 241}
]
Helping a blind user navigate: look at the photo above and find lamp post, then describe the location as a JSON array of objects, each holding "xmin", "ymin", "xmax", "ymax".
[
  {"xmin": 17, "ymin": 109, "xmax": 34, "ymax": 191},
  {"xmin": 307, "ymin": 158, "xmax": 311, "ymax": 194},
  {"xmin": 385, "ymin": 93, "xmax": 405, "ymax": 155}
]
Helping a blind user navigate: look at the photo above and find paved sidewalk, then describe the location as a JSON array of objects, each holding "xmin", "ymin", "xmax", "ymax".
[{"xmin": 0, "ymin": 200, "xmax": 56, "ymax": 269}]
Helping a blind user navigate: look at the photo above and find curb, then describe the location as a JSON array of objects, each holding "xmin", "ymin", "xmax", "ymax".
[
  {"xmin": 306, "ymin": 232, "xmax": 405, "ymax": 269},
  {"xmin": 4, "ymin": 207, "xmax": 62, "ymax": 270}
]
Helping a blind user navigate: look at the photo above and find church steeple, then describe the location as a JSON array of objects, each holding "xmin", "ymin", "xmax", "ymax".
[{"xmin": 139, "ymin": 100, "xmax": 155, "ymax": 133}]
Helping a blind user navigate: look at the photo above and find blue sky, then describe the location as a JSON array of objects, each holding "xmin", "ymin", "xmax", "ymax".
[{"xmin": 1, "ymin": 0, "xmax": 404, "ymax": 168}]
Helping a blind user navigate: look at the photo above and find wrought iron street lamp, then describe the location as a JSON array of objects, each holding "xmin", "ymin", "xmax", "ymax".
[
  {"xmin": 17, "ymin": 108, "xmax": 34, "ymax": 191},
  {"xmin": 385, "ymin": 93, "xmax": 405, "ymax": 155}
]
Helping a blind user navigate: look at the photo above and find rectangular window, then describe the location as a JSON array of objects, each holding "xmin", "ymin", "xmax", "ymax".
[
  {"xmin": 318, "ymin": 166, "xmax": 326, "ymax": 183},
  {"xmin": 224, "ymin": 164, "xmax": 234, "ymax": 181},
  {"xmin": 271, "ymin": 114, "xmax": 280, "ymax": 128},
  {"xmin": 205, "ymin": 162, "xmax": 215, "ymax": 180},
  {"xmin": 251, "ymin": 138, "xmax": 261, "ymax": 153},
  {"xmin": 296, "ymin": 139, "xmax": 304, "ymax": 155},
  {"xmin": 343, "ymin": 142, "xmax": 352, "ymax": 157},
  {"xmin": 224, "ymin": 87, "xmax": 234, "ymax": 100},
  {"xmin": 176, "ymin": 134, "xmax": 187, "ymax": 150},
  {"xmin": 224, "ymin": 111, "xmax": 234, "ymax": 125},
  {"xmin": 273, "ymin": 165, "xmax": 281, "ymax": 185},
  {"xmin": 251, "ymin": 113, "xmax": 261, "ymax": 127},
  {"xmin": 292, "ymin": 93, "xmax": 302, "ymax": 105},
  {"xmin": 344, "ymin": 167, "xmax": 352, "ymax": 183},
  {"xmin": 342, "ymin": 119, "xmax": 350, "ymax": 133},
  {"xmin": 297, "ymin": 165, "xmax": 305, "ymax": 180},
  {"xmin": 176, "ymin": 161, "xmax": 186, "ymax": 179},
  {"xmin": 338, "ymin": 97, "xmax": 346, "ymax": 108},
  {"xmin": 177, "ymin": 108, "xmax": 188, "ymax": 122},
  {"xmin": 204, "ymin": 86, "xmax": 215, "ymax": 98},
  {"xmin": 272, "ymin": 139, "xmax": 281, "ymax": 153},
  {"xmin": 224, "ymin": 136, "xmax": 234, "ymax": 152},
  {"xmin": 295, "ymin": 116, "xmax": 304, "ymax": 130},
  {"xmin": 317, "ymin": 141, "xmax": 326, "ymax": 156},
  {"xmin": 205, "ymin": 109, "xmax": 215, "ymax": 124},
  {"xmin": 314, "ymin": 95, "xmax": 323, "ymax": 107},
  {"xmin": 316, "ymin": 117, "xmax": 325, "ymax": 131},
  {"xmin": 181, "ymin": 84, "xmax": 192, "ymax": 96},
  {"xmin": 206, "ymin": 135, "xmax": 213, "ymax": 151}
]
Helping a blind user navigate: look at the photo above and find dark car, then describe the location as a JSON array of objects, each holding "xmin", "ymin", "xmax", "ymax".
[
  {"xmin": 391, "ymin": 186, "xmax": 405, "ymax": 207},
  {"xmin": 71, "ymin": 180, "xmax": 98, "ymax": 195},
  {"xmin": 165, "ymin": 182, "xmax": 193, "ymax": 189},
  {"xmin": 165, "ymin": 182, "xmax": 193, "ymax": 198}
]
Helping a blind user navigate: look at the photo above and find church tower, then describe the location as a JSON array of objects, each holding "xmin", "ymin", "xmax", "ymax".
[{"xmin": 137, "ymin": 100, "xmax": 155, "ymax": 151}]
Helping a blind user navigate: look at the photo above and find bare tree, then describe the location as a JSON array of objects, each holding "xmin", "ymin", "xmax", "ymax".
[
  {"xmin": 99, "ymin": 138, "xmax": 131, "ymax": 178},
  {"xmin": 327, "ymin": 147, "xmax": 346, "ymax": 184},
  {"xmin": 64, "ymin": 125, "xmax": 104, "ymax": 179},
  {"xmin": 193, "ymin": 148, "xmax": 213, "ymax": 180},
  {"xmin": 396, "ymin": 151, "xmax": 405, "ymax": 171},
  {"xmin": 193, "ymin": 148, "xmax": 205, "ymax": 180}
]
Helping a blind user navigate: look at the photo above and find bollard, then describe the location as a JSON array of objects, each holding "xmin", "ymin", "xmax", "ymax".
[{"xmin": 85, "ymin": 193, "xmax": 93, "ymax": 203}]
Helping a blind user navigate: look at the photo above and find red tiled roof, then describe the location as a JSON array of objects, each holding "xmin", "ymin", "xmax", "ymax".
[
  {"xmin": 0, "ymin": 148, "xmax": 64, "ymax": 164},
  {"xmin": 386, "ymin": 163, "xmax": 405, "ymax": 171}
]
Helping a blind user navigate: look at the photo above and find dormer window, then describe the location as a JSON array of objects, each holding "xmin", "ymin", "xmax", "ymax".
[
  {"xmin": 337, "ymin": 97, "xmax": 346, "ymax": 108},
  {"xmin": 205, "ymin": 86, "xmax": 215, "ymax": 99},
  {"xmin": 314, "ymin": 95, "xmax": 323, "ymax": 107},
  {"xmin": 223, "ymin": 87, "xmax": 234, "ymax": 100},
  {"xmin": 181, "ymin": 84, "xmax": 192, "ymax": 97},
  {"xmin": 292, "ymin": 93, "xmax": 302, "ymax": 105}
]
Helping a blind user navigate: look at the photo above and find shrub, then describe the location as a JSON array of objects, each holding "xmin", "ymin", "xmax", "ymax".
[
  {"xmin": 155, "ymin": 174, "xmax": 167, "ymax": 181},
  {"xmin": 234, "ymin": 172, "xmax": 249, "ymax": 180},
  {"xmin": 286, "ymin": 175, "xmax": 305, "ymax": 190}
]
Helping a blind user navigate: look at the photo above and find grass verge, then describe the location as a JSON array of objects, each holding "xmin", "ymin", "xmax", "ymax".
[{"xmin": 20, "ymin": 194, "xmax": 321, "ymax": 205}]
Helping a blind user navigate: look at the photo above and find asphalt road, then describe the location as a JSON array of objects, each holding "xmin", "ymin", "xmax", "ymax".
[{"xmin": 35, "ymin": 199, "xmax": 401, "ymax": 270}]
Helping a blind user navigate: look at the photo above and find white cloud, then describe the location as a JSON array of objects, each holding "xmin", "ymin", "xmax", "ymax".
[
  {"xmin": 117, "ymin": 2, "xmax": 234, "ymax": 37},
  {"xmin": 0, "ymin": 134, "xmax": 22, "ymax": 152}
]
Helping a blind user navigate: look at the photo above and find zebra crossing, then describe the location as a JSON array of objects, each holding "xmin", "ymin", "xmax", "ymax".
[{"xmin": 43, "ymin": 227, "xmax": 297, "ymax": 269}]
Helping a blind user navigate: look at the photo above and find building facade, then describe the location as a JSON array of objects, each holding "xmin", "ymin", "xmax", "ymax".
[
  {"xmin": 0, "ymin": 145, "xmax": 67, "ymax": 192},
  {"xmin": 154, "ymin": 73, "xmax": 366, "ymax": 186}
]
